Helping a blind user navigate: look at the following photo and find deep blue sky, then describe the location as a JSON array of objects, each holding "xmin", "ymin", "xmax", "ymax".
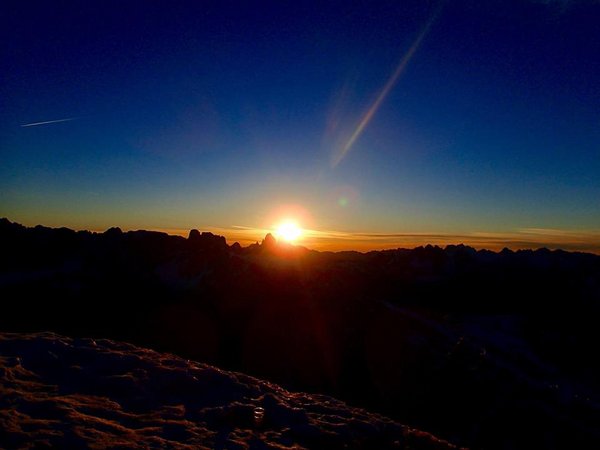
[{"xmin": 1, "ymin": 0, "xmax": 599, "ymax": 250}]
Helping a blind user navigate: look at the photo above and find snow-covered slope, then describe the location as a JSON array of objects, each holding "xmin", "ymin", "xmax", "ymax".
[{"xmin": 0, "ymin": 332, "xmax": 459, "ymax": 449}]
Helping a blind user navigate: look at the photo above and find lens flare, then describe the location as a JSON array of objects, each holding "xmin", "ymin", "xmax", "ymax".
[{"xmin": 331, "ymin": 6, "xmax": 442, "ymax": 167}]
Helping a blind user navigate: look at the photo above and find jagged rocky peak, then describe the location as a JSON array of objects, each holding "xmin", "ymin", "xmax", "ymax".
[
  {"xmin": 103, "ymin": 226, "xmax": 123, "ymax": 237},
  {"xmin": 188, "ymin": 228, "xmax": 227, "ymax": 250},
  {"xmin": 188, "ymin": 228, "xmax": 201, "ymax": 240},
  {"xmin": 261, "ymin": 232, "xmax": 277, "ymax": 250}
]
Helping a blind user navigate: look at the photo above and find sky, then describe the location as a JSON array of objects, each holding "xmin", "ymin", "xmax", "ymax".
[{"xmin": 1, "ymin": 0, "xmax": 599, "ymax": 252}]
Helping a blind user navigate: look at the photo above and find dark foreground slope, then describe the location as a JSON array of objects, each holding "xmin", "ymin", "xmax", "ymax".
[
  {"xmin": 1, "ymin": 219, "xmax": 600, "ymax": 449},
  {"xmin": 0, "ymin": 332, "xmax": 457, "ymax": 450}
]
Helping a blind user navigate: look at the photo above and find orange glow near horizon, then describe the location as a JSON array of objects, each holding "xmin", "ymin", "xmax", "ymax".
[
  {"xmin": 14, "ymin": 219, "xmax": 598, "ymax": 255},
  {"xmin": 194, "ymin": 226, "xmax": 600, "ymax": 254}
]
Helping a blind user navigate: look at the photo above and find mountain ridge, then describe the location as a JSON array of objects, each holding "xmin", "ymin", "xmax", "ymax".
[{"xmin": 1, "ymin": 218, "xmax": 599, "ymax": 449}]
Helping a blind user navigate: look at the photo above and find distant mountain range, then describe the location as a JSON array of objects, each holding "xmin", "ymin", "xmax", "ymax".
[{"xmin": 1, "ymin": 218, "xmax": 599, "ymax": 449}]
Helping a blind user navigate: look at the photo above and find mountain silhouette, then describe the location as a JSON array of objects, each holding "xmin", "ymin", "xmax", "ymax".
[{"xmin": 1, "ymin": 218, "xmax": 599, "ymax": 449}]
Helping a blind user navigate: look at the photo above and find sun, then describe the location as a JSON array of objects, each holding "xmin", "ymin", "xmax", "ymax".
[{"xmin": 275, "ymin": 221, "xmax": 302, "ymax": 243}]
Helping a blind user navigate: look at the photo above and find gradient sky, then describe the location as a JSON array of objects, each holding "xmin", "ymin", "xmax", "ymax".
[{"xmin": 1, "ymin": 0, "xmax": 599, "ymax": 251}]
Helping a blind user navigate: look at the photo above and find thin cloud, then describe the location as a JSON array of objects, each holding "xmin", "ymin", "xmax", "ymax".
[
  {"xmin": 21, "ymin": 117, "xmax": 78, "ymax": 128},
  {"xmin": 135, "ymin": 225, "xmax": 600, "ymax": 254},
  {"xmin": 300, "ymin": 228, "xmax": 600, "ymax": 253}
]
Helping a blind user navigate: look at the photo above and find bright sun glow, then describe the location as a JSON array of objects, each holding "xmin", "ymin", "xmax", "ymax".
[{"xmin": 275, "ymin": 221, "xmax": 302, "ymax": 242}]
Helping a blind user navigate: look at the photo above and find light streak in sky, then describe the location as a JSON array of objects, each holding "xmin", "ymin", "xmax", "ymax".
[
  {"xmin": 21, "ymin": 117, "xmax": 78, "ymax": 128},
  {"xmin": 331, "ymin": 9, "xmax": 441, "ymax": 167}
]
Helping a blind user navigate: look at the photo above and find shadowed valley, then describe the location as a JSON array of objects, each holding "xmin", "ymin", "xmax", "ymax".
[{"xmin": 1, "ymin": 219, "xmax": 600, "ymax": 449}]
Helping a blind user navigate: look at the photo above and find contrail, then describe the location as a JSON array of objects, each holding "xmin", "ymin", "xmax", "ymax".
[
  {"xmin": 331, "ymin": 8, "xmax": 442, "ymax": 167},
  {"xmin": 21, "ymin": 117, "xmax": 78, "ymax": 128}
]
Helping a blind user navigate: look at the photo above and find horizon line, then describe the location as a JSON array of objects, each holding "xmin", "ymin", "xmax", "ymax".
[{"xmin": 3, "ymin": 218, "xmax": 599, "ymax": 255}]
